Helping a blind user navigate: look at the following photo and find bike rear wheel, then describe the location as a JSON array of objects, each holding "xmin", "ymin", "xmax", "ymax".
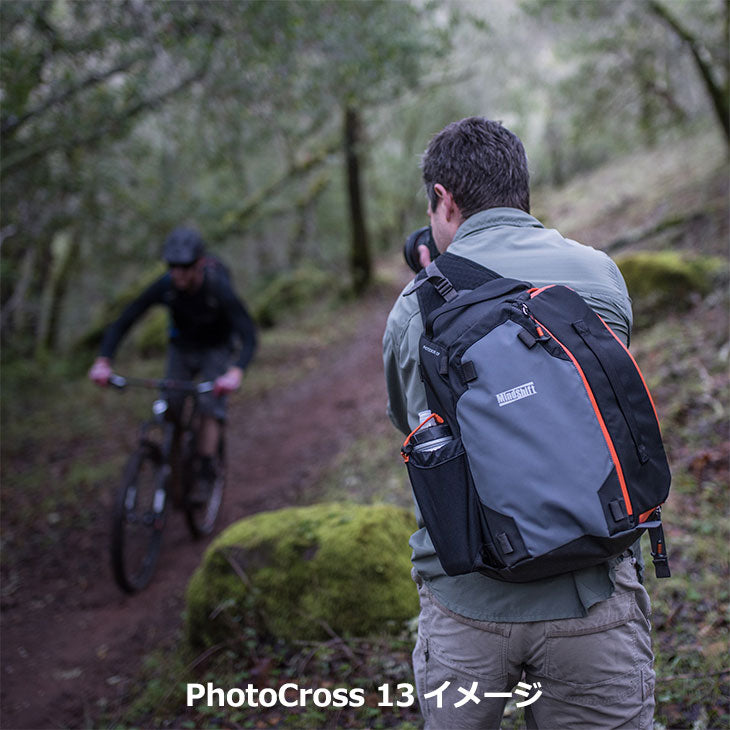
[
  {"xmin": 110, "ymin": 442, "xmax": 166, "ymax": 593},
  {"xmin": 185, "ymin": 435, "xmax": 225, "ymax": 538}
]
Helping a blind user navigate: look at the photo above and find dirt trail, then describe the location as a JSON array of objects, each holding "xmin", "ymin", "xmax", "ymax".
[{"xmin": 0, "ymin": 282, "xmax": 404, "ymax": 730}]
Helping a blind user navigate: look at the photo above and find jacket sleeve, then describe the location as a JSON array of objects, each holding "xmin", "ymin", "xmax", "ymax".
[
  {"xmin": 383, "ymin": 324, "xmax": 410, "ymax": 436},
  {"xmin": 99, "ymin": 277, "xmax": 168, "ymax": 360},
  {"xmin": 383, "ymin": 302, "xmax": 429, "ymax": 436}
]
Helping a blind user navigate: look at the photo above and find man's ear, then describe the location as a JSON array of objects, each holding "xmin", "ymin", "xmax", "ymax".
[{"xmin": 434, "ymin": 183, "xmax": 460, "ymax": 223}]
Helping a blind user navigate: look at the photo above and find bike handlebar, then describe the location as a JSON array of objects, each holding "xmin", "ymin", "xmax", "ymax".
[{"xmin": 108, "ymin": 373, "xmax": 215, "ymax": 394}]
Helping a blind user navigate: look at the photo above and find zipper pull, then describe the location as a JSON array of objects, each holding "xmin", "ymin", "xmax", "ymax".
[{"xmin": 522, "ymin": 303, "xmax": 549, "ymax": 341}]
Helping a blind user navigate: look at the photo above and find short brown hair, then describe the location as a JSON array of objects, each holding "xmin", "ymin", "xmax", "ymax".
[{"xmin": 421, "ymin": 117, "xmax": 530, "ymax": 217}]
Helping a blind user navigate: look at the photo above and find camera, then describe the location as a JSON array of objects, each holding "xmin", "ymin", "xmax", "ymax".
[{"xmin": 403, "ymin": 226, "xmax": 440, "ymax": 273}]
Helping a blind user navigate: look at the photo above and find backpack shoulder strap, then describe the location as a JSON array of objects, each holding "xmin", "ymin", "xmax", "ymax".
[{"xmin": 404, "ymin": 252, "xmax": 503, "ymax": 326}]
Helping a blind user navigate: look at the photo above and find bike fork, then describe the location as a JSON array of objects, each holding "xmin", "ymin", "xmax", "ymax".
[{"xmin": 152, "ymin": 464, "xmax": 170, "ymax": 529}]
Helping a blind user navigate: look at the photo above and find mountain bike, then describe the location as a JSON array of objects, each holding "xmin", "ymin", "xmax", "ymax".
[{"xmin": 108, "ymin": 374, "xmax": 225, "ymax": 593}]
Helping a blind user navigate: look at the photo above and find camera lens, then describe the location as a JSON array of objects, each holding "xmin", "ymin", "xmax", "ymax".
[{"xmin": 403, "ymin": 226, "xmax": 439, "ymax": 273}]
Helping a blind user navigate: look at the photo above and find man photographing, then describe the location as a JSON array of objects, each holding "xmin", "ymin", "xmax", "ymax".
[
  {"xmin": 89, "ymin": 226, "xmax": 256, "ymax": 501},
  {"xmin": 383, "ymin": 118, "xmax": 655, "ymax": 728}
]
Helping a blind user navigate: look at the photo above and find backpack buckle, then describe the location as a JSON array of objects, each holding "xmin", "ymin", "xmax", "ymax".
[
  {"xmin": 648, "ymin": 518, "xmax": 671, "ymax": 579},
  {"xmin": 433, "ymin": 276, "xmax": 457, "ymax": 301}
]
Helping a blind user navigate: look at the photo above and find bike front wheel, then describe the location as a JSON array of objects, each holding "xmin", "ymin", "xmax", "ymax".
[
  {"xmin": 185, "ymin": 436, "xmax": 225, "ymax": 538},
  {"xmin": 110, "ymin": 442, "xmax": 166, "ymax": 593}
]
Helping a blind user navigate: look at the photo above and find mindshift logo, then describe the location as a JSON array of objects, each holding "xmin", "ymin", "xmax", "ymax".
[{"xmin": 496, "ymin": 381, "xmax": 537, "ymax": 407}]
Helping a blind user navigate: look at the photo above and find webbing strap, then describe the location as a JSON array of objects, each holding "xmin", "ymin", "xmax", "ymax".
[
  {"xmin": 648, "ymin": 515, "xmax": 671, "ymax": 578},
  {"xmin": 405, "ymin": 260, "xmax": 457, "ymax": 301},
  {"xmin": 408, "ymin": 252, "xmax": 506, "ymax": 328}
]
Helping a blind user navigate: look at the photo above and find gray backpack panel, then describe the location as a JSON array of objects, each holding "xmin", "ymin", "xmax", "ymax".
[{"xmin": 457, "ymin": 319, "xmax": 615, "ymax": 556}]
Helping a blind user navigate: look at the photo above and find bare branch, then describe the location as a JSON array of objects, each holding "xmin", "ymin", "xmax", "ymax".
[
  {"xmin": 220, "ymin": 139, "xmax": 342, "ymax": 235},
  {"xmin": 1, "ymin": 59, "xmax": 210, "ymax": 178}
]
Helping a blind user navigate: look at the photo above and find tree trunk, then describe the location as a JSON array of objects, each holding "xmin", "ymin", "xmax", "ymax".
[
  {"xmin": 344, "ymin": 105, "xmax": 371, "ymax": 296},
  {"xmin": 648, "ymin": 0, "xmax": 730, "ymax": 146},
  {"xmin": 0, "ymin": 245, "xmax": 36, "ymax": 345},
  {"xmin": 36, "ymin": 232, "xmax": 80, "ymax": 354}
]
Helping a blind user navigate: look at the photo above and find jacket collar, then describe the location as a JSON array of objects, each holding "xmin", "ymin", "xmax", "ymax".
[{"xmin": 452, "ymin": 207, "xmax": 544, "ymax": 244}]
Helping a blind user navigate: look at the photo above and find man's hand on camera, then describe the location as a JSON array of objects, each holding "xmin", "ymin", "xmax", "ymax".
[
  {"xmin": 214, "ymin": 366, "xmax": 243, "ymax": 396},
  {"xmin": 89, "ymin": 357, "xmax": 112, "ymax": 387}
]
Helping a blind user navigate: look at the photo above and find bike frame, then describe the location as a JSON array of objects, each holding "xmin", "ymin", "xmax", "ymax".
[{"xmin": 111, "ymin": 373, "xmax": 214, "ymax": 508}]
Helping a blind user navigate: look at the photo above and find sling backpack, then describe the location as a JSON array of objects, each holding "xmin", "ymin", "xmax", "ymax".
[{"xmin": 400, "ymin": 252, "xmax": 672, "ymax": 583}]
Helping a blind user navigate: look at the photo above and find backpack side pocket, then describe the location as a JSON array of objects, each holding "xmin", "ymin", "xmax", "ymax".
[{"xmin": 405, "ymin": 438, "xmax": 494, "ymax": 575}]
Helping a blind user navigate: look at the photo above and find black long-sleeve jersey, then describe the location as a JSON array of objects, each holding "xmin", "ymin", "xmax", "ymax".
[{"xmin": 99, "ymin": 257, "xmax": 256, "ymax": 370}]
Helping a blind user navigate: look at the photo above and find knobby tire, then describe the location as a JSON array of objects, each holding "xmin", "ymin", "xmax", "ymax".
[
  {"xmin": 185, "ymin": 435, "xmax": 225, "ymax": 538},
  {"xmin": 110, "ymin": 442, "xmax": 166, "ymax": 593}
]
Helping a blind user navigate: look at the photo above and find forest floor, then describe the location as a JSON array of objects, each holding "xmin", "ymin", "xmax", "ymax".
[
  {"xmin": 0, "ymin": 270, "xmax": 411, "ymax": 730},
  {"xmin": 1, "ymin": 133, "xmax": 728, "ymax": 730}
]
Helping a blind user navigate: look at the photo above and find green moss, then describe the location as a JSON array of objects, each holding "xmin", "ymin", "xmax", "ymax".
[
  {"xmin": 616, "ymin": 251, "xmax": 725, "ymax": 324},
  {"xmin": 185, "ymin": 502, "xmax": 418, "ymax": 648}
]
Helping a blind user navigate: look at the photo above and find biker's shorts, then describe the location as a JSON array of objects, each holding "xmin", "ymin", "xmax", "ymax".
[{"xmin": 164, "ymin": 342, "xmax": 231, "ymax": 422}]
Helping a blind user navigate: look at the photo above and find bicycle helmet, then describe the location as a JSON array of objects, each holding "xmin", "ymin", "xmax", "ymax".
[{"xmin": 162, "ymin": 226, "xmax": 205, "ymax": 266}]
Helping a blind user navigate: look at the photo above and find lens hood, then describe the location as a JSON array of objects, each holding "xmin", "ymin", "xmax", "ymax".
[{"xmin": 403, "ymin": 226, "xmax": 439, "ymax": 273}]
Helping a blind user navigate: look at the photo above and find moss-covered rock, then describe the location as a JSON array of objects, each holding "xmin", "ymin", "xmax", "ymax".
[
  {"xmin": 185, "ymin": 502, "xmax": 418, "ymax": 648},
  {"xmin": 616, "ymin": 251, "xmax": 725, "ymax": 324}
]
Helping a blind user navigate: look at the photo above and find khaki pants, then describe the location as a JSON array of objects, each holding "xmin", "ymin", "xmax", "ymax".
[{"xmin": 413, "ymin": 559, "xmax": 655, "ymax": 730}]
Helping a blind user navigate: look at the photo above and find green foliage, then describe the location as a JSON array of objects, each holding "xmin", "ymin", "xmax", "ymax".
[
  {"xmin": 315, "ymin": 426, "xmax": 412, "ymax": 511},
  {"xmin": 3, "ymin": 0, "xmax": 725, "ymax": 363},
  {"xmin": 185, "ymin": 503, "xmax": 418, "ymax": 648},
  {"xmin": 0, "ymin": 0, "xmax": 448, "ymax": 359},
  {"xmin": 134, "ymin": 308, "xmax": 169, "ymax": 358},
  {"xmin": 647, "ymin": 470, "xmax": 729, "ymax": 730},
  {"xmin": 0, "ymin": 0, "xmax": 220, "ymax": 357},
  {"xmin": 251, "ymin": 266, "xmax": 343, "ymax": 329},
  {"xmin": 524, "ymin": 0, "xmax": 729, "ymax": 180},
  {"xmin": 72, "ymin": 262, "xmax": 165, "ymax": 358}
]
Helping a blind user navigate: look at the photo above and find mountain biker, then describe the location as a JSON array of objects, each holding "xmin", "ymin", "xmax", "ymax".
[{"xmin": 89, "ymin": 226, "xmax": 257, "ymax": 501}]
